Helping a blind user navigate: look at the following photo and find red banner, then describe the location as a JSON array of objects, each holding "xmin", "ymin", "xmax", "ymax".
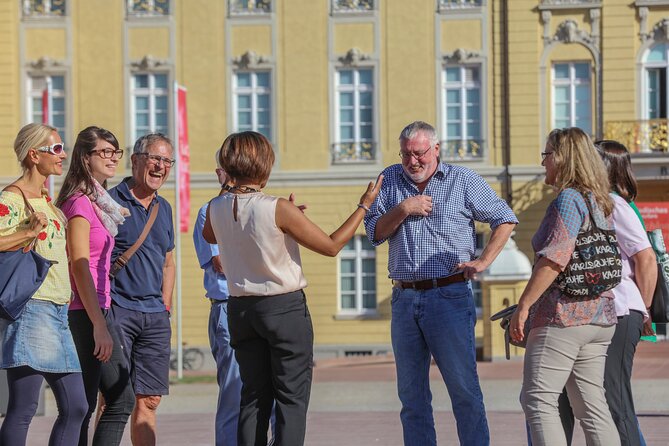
[
  {"xmin": 42, "ymin": 88, "xmax": 52, "ymax": 196},
  {"xmin": 177, "ymin": 86, "xmax": 190, "ymax": 233},
  {"xmin": 42, "ymin": 89, "xmax": 49, "ymax": 123},
  {"xmin": 638, "ymin": 202, "xmax": 669, "ymax": 242}
]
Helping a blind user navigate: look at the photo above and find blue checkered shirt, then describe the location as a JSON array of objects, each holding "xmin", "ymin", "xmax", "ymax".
[{"xmin": 364, "ymin": 163, "xmax": 518, "ymax": 281}]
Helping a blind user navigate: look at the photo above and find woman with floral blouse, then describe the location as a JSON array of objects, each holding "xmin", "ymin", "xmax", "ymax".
[
  {"xmin": 510, "ymin": 127, "xmax": 620, "ymax": 446},
  {"xmin": 0, "ymin": 123, "xmax": 87, "ymax": 445}
]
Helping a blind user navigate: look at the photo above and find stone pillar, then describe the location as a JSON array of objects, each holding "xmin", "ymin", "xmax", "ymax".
[{"xmin": 480, "ymin": 235, "xmax": 532, "ymax": 361}]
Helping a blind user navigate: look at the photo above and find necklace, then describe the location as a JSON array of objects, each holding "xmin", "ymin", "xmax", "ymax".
[{"xmin": 230, "ymin": 185, "xmax": 260, "ymax": 194}]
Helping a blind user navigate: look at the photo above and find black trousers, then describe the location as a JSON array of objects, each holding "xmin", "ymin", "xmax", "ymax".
[
  {"xmin": 604, "ymin": 311, "xmax": 644, "ymax": 446},
  {"xmin": 69, "ymin": 309, "xmax": 135, "ymax": 446},
  {"xmin": 228, "ymin": 290, "xmax": 314, "ymax": 446}
]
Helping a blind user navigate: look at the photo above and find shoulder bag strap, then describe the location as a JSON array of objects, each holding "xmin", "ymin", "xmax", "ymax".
[
  {"xmin": 3, "ymin": 183, "xmax": 38, "ymax": 252},
  {"xmin": 110, "ymin": 202, "xmax": 160, "ymax": 277}
]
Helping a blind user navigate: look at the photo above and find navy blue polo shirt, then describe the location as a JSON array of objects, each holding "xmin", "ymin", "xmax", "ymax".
[{"xmin": 109, "ymin": 178, "xmax": 175, "ymax": 312}]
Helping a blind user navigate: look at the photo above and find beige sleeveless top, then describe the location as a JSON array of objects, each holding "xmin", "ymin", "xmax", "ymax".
[{"xmin": 208, "ymin": 192, "xmax": 307, "ymax": 297}]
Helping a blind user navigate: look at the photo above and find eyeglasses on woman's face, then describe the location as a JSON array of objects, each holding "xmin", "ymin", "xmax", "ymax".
[
  {"xmin": 541, "ymin": 151, "xmax": 554, "ymax": 162},
  {"xmin": 36, "ymin": 143, "xmax": 65, "ymax": 156},
  {"xmin": 137, "ymin": 152, "xmax": 175, "ymax": 168},
  {"xmin": 91, "ymin": 148, "xmax": 124, "ymax": 159}
]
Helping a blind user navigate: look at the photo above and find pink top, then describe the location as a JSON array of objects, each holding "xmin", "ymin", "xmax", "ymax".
[
  {"xmin": 61, "ymin": 193, "xmax": 114, "ymax": 310},
  {"xmin": 610, "ymin": 194, "xmax": 651, "ymax": 317}
]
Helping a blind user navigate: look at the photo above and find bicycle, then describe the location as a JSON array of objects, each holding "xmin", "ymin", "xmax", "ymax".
[{"xmin": 169, "ymin": 344, "xmax": 206, "ymax": 371}]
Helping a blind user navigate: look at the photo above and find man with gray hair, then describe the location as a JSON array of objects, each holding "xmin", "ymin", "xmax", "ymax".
[
  {"xmin": 103, "ymin": 132, "xmax": 176, "ymax": 445},
  {"xmin": 364, "ymin": 121, "xmax": 518, "ymax": 445}
]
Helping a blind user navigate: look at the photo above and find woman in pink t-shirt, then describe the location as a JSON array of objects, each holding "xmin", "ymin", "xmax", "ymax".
[{"xmin": 56, "ymin": 126, "xmax": 132, "ymax": 446}]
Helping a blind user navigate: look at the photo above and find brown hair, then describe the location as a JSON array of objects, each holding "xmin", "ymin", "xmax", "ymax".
[
  {"xmin": 546, "ymin": 127, "xmax": 614, "ymax": 216},
  {"xmin": 594, "ymin": 140, "xmax": 637, "ymax": 202},
  {"xmin": 219, "ymin": 131, "xmax": 275, "ymax": 186},
  {"xmin": 56, "ymin": 126, "xmax": 120, "ymax": 208}
]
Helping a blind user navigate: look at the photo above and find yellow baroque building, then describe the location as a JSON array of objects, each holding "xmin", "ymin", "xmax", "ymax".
[{"xmin": 1, "ymin": 0, "xmax": 668, "ymax": 358}]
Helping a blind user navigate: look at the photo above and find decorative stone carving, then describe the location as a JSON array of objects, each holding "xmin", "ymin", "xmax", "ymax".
[
  {"xmin": 639, "ymin": 7, "xmax": 650, "ymax": 41},
  {"xmin": 130, "ymin": 55, "xmax": 169, "ymax": 71},
  {"xmin": 541, "ymin": 10, "xmax": 553, "ymax": 44},
  {"xmin": 27, "ymin": 56, "xmax": 65, "ymax": 71},
  {"xmin": 553, "ymin": 19, "xmax": 595, "ymax": 46},
  {"xmin": 641, "ymin": 17, "xmax": 669, "ymax": 43},
  {"xmin": 232, "ymin": 51, "xmax": 270, "ymax": 69},
  {"xmin": 443, "ymin": 48, "xmax": 482, "ymax": 64},
  {"xmin": 338, "ymin": 48, "xmax": 370, "ymax": 66}
]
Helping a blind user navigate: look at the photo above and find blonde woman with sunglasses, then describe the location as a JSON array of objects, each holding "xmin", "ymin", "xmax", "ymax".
[{"xmin": 0, "ymin": 123, "xmax": 88, "ymax": 445}]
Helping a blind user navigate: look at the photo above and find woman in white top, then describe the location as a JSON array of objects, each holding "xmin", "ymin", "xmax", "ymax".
[{"xmin": 203, "ymin": 131, "xmax": 381, "ymax": 446}]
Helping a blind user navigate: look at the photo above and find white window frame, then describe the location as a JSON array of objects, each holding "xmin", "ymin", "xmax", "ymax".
[
  {"xmin": 642, "ymin": 43, "xmax": 669, "ymax": 120},
  {"xmin": 441, "ymin": 64, "xmax": 484, "ymax": 161},
  {"xmin": 22, "ymin": 0, "xmax": 66, "ymax": 17},
  {"xmin": 338, "ymin": 235, "xmax": 377, "ymax": 316},
  {"xmin": 551, "ymin": 61, "xmax": 592, "ymax": 134},
  {"xmin": 130, "ymin": 72, "xmax": 170, "ymax": 143},
  {"xmin": 333, "ymin": 67, "xmax": 376, "ymax": 163},
  {"xmin": 126, "ymin": 0, "xmax": 171, "ymax": 17},
  {"xmin": 232, "ymin": 70, "xmax": 273, "ymax": 141},
  {"xmin": 27, "ymin": 74, "xmax": 67, "ymax": 138}
]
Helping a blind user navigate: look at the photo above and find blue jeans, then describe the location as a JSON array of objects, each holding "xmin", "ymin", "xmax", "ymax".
[
  {"xmin": 391, "ymin": 282, "xmax": 489, "ymax": 446},
  {"xmin": 209, "ymin": 300, "xmax": 242, "ymax": 446}
]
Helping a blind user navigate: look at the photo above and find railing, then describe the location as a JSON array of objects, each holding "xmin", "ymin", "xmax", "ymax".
[
  {"xmin": 331, "ymin": 142, "xmax": 376, "ymax": 164},
  {"xmin": 331, "ymin": 0, "xmax": 374, "ymax": 13},
  {"xmin": 126, "ymin": 0, "xmax": 170, "ymax": 17},
  {"xmin": 539, "ymin": 0, "xmax": 599, "ymax": 5},
  {"xmin": 603, "ymin": 120, "xmax": 669, "ymax": 154},
  {"xmin": 438, "ymin": 0, "xmax": 484, "ymax": 10},
  {"xmin": 229, "ymin": 0, "xmax": 272, "ymax": 16},
  {"xmin": 22, "ymin": 0, "xmax": 66, "ymax": 17},
  {"xmin": 440, "ymin": 139, "xmax": 484, "ymax": 161}
]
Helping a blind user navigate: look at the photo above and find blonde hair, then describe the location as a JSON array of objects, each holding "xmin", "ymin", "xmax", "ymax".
[
  {"xmin": 546, "ymin": 127, "xmax": 613, "ymax": 216},
  {"xmin": 14, "ymin": 123, "xmax": 58, "ymax": 171},
  {"xmin": 12, "ymin": 123, "xmax": 67, "ymax": 225}
]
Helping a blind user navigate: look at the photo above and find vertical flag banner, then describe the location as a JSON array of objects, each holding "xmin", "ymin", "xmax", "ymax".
[
  {"xmin": 177, "ymin": 86, "xmax": 190, "ymax": 233},
  {"xmin": 41, "ymin": 89, "xmax": 49, "ymax": 122},
  {"xmin": 42, "ymin": 79, "xmax": 55, "ymax": 197}
]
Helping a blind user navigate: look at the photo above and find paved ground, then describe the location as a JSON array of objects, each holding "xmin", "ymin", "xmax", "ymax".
[{"xmin": 7, "ymin": 341, "xmax": 669, "ymax": 445}]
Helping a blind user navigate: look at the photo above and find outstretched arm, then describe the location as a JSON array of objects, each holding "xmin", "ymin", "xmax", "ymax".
[{"xmin": 276, "ymin": 176, "xmax": 383, "ymax": 257}]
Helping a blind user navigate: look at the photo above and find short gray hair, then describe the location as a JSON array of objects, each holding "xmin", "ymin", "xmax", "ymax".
[
  {"xmin": 399, "ymin": 121, "xmax": 439, "ymax": 148},
  {"xmin": 132, "ymin": 133, "xmax": 173, "ymax": 155}
]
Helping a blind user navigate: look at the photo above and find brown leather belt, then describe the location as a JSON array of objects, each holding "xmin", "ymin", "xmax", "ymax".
[{"xmin": 395, "ymin": 272, "xmax": 466, "ymax": 290}]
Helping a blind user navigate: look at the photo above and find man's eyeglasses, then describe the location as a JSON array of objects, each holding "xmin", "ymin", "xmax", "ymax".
[
  {"xmin": 92, "ymin": 148, "xmax": 124, "ymax": 159},
  {"xmin": 137, "ymin": 152, "xmax": 175, "ymax": 168},
  {"xmin": 398, "ymin": 147, "xmax": 432, "ymax": 161},
  {"xmin": 541, "ymin": 151, "xmax": 554, "ymax": 161},
  {"xmin": 36, "ymin": 143, "xmax": 65, "ymax": 156}
]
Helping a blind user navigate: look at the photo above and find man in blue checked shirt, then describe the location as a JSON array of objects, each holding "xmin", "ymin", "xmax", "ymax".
[{"xmin": 364, "ymin": 121, "xmax": 518, "ymax": 446}]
